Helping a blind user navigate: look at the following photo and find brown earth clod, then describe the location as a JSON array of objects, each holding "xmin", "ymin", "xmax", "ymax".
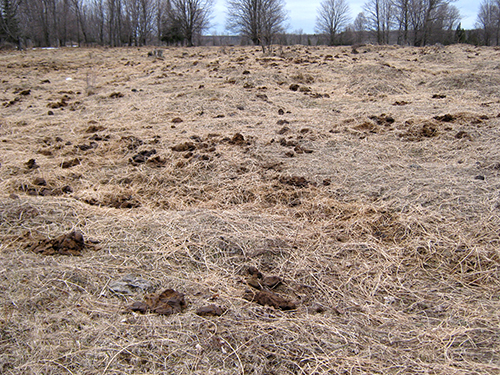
[
  {"xmin": 196, "ymin": 304, "xmax": 224, "ymax": 317},
  {"xmin": 243, "ymin": 289, "xmax": 296, "ymax": 310},
  {"xmin": 25, "ymin": 230, "xmax": 87, "ymax": 256},
  {"xmin": 129, "ymin": 289, "xmax": 186, "ymax": 315}
]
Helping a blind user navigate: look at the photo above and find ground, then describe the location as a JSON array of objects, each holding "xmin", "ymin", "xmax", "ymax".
[{"xmin": 0, "ymin": 44, "xmax": 499, "ymax": 374}]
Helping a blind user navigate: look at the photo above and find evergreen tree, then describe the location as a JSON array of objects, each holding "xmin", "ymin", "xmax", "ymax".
[{"xmin": 455, "ymin": 22, "xmax": 466, "ymax": 43}]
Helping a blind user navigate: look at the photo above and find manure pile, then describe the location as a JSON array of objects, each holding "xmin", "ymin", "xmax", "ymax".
[{"xmin": 0, "ymin": 44, "xmax": 499, "ymax": 374}]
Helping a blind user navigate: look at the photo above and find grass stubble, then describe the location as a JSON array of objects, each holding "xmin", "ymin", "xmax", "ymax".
[{"xmin": 0, "ymin": 44, "xmax": 499, "ymax": 374}]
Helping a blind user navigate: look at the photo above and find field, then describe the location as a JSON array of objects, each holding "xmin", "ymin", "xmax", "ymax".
[{"xmin": 1, "ymin": 44, "xmax": 499, "ymax": 374}]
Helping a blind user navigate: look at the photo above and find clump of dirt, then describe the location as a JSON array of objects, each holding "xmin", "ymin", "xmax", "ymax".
[
  {"xmin": 24, "ymin": 230, "xmax": 89, "ymax": 256},
  {"xmin": 82, "ymin": 193, "xmax": 141, "ymax": 209},
  {"xmin": 47, "ymin": 95, "xmax": 70, "ymax": 108},
  {"xmin": 25, "ymin": 159, "xmax": 39, "ymax": 170},
  {"xmin": 196, "ymin": 304, "xmax": 224, "ymax": 316},
  {"xmin": 19, "ymin": 182, "xmax": 72, "ymax": 196},
  {"xmin": 246, "ymin": 266, "xmax": 282, "ymax": 290},
  {"xmin": 85, "ymin": 124, "xmax": 106, "ymax": 133},
  {"xmin": 229, "ymin": 132, "xmax": 247, "ymax": 145},
  {"xmin": 243, "ymin": 289, "xmax": 296, "ymax": 310},
  {"xmin": 400, "ymin": 120, "xmax": 440, "ymax": 141},
  {"xmin": 172, "ymin": 142, "xmax": 196, "ymax": 152},
  {"xmin": 279, "ymin": 176, "xmax": 309, "ymax": 188},
  {"xmin": 434, "ymin": 114, "xmax": 454, "ymax": 122},
  {"xmin": 128, "ymin": 289, "xmax": 186, "ymax": 315},
  {"xmin": 369, "ymin": 114, "xmax": 395, "ymax": 126},
  {"xmin": 109, "ymin": 92, "xmax": 124, "ymax": 98},
  {"xmin": 61, "ymin": 158, "xmax": 81, "ymax": 168},
  {"xmin": 129, "ymin": 149, "xmax": 157, "ymax": 164}
]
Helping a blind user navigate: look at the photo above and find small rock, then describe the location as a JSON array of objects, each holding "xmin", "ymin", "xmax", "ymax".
[
  {"xmin": 172, "ymin": 117, "xmax": 183, "ymax": 123},
  {"xmin": 289, "ymin": 84, "xmax": 300, "ymax": 91},
  {"xmin": 475, "ymin": 175, "xmax": 485, "ymax": 180},
  {"xmin": 109, "ymin": 275, "xmax": 155, "ymax": 295}
]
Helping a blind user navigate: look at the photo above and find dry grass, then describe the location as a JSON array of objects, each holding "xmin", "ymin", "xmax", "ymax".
[{"xmin": 1, "ymin": 44, "xmax": 499, "ymax": 374}]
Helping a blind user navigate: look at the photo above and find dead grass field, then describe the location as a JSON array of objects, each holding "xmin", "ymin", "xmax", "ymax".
[{"xmin": 1, "ymin": 44, "xmax": 499, "ymax": 374}]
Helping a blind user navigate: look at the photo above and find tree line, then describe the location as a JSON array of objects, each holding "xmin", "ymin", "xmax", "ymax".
[{"xmin": 0, "ymin": 0, "xmax": 498, "ymax": 48}]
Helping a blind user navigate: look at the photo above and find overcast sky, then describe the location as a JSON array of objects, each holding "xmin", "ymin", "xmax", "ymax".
[{"xmin": 209, "ymin": 0, "xmax": 479, "ymax": 35}]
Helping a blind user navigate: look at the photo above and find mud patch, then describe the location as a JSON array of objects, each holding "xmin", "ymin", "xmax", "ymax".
[
  {"xmin": 196, "ymin": 304, "xmax": 224, "ymax": 316},
  {"xmin": 24, "ymin": 230, "xmax": 92, "ymax": 256},
  {"xmin": 243, "ymin": 289, "xmax": 296, "ymax": 310},
  {"xmin": 129, "ymin": 289, "xmax": 186, "ymax": 315}
]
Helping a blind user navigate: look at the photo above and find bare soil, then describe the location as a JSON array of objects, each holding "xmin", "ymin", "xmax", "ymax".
[{"xmin": 1, "ymin": 44, "xmax": 499, "ymax": 374}]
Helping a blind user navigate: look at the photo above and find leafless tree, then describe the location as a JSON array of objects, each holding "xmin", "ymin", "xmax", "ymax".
[
  {"xmin": 363, "ymin": 0, "xmax": 393, "ymax": 44},
  {"xmin": 353, "ymin": 11, "xmax": 368, "ymax": 43},
  {"xmin": 407, "ymin": 0, "xmax": 457, "ymax": 45},
  {"xmin": 167, "ymin": 0, "xmax": 214, "ymax": 46},
  {"xmin": 315, "ymin": 0, "xmax": 350, "ymax": 45},
  {"xmin": 226, "ymin": 0, "xmax": 288, "ymax": 50},
  {"xmin": 476, "ymin": 0, "xmax": 500, "ymax": 45},
  {"xmin": 124, "ymin": 0, "xmax": 155, "ymax": 45}
]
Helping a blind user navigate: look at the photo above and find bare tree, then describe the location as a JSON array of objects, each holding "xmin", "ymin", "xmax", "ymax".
[
  {"xmin": 363, "ymin": 0, "xmax": 393, "ymax": 44},
  {"xmin": 393, "ymin": 0, "xmax": 410, "ymax": 43},
  {"xmin": 167, "ymin": 0, "xmax": 213, "ymax": 46},
  {"xmin": 226, "ymin": 0, "xmax": 288, "ymax": 50},
  {"xmin": 431, "ymin": 3, "xmax": 460, "ymax": 43},
  {"xmin": 107, "ymin": 0, "xmax": 124, "ymax": 46},
  {"xmin": 315, "ymin": 0, "xmax": 350, "ymax": 45},
  {"xmin": 124, "ymin": 0, "xmax": 155, "ymax": 45},
  {"xmin": 353, "ymin": 11, "xmax": 368, "ymax": 43},
  {"xmin": 71, "ymin": 0, "xmax": 90, "ymax": 44},
  {"xmin": 391, "ymin": 0, "xmax": 460, "ymax": 45},
  {"xmin": 476, "ymin": 0, "xmax": 500, "ymax": 45}
]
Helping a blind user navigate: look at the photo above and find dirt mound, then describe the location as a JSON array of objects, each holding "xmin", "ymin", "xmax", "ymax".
[
  {"xmin": 129, "ymin": 289, "xmax": 186, "ymax": 315},
  {"xmin": 23, "ymin": 230, "xmax": 88, "ymax": 256}
]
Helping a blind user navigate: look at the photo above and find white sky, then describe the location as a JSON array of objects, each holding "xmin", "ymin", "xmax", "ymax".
[{"xmin": 209, "ymin": 0, "xmax": 479, "ymax": 35}]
